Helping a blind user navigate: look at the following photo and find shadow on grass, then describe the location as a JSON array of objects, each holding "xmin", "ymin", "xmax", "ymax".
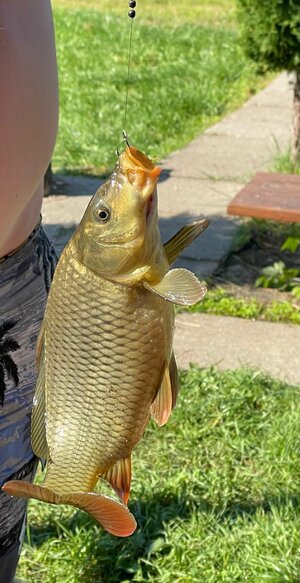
[
  {"xmin": 25, "ymin": 493, "xmax": 194, "ymax": 581},
  {"xmin": 219, "ymin": 492, "xmax": 300, "ymax": 526},
  {"xmin": 25, "ymin": 491, "xmax": 300, "ymax": 582}
]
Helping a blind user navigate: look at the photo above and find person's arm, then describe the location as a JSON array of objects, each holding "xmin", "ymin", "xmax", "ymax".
[{"xmin": 0, "ymin": 0, "xmax": 58, "ymax": 256}]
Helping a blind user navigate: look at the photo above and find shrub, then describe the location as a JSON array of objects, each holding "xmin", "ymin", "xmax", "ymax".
[{"xmin": 236, "ymin": 0, "xmax": 300, "ymax": 166}]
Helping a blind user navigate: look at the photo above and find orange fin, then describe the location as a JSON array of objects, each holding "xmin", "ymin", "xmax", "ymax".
[
  {"xmin": 151, "ymin": 366, "xmax": 172, "ymax": 427},
  {"xmin": 102, "ymin": 457, "xmax": 131, "ymax": 505},
  {"xmin": 151, "ymin": 353, "xmax": 179, "ymax": 427},
  {"xmin": 2, "ymin": 481, "xmax": 136, "ymax": 538}
]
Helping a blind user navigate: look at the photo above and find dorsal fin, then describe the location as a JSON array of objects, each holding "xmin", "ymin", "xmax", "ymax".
[{"xmin": 163, "ymin": 219, "xmax": 209, "ymax": 265}]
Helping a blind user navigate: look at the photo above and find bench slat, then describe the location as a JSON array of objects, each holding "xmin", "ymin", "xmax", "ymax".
[{"xmin": 227, "ymin": 172, "xmax": 300, "ymax": 223}]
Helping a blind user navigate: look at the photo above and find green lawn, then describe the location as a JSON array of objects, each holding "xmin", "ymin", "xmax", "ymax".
[
  {"xmin": 17, "ymin": 367, "xmax": 300, "ymax": 582},
  {"xmin": 182, "ymin": 287, "xmax": 300, "ymax": 324},
  {"xmin": 51, "ymin": 3, "xmax": 266, "ymax": 174},
  {"xmin": 52, "ymin": 0, "xmax": 236, "ymax": 27}
]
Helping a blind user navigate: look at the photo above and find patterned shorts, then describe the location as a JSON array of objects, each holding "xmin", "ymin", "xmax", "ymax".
[{"xmin": 0, "ymin": 221, "xmax": 57, "ymax": 555}]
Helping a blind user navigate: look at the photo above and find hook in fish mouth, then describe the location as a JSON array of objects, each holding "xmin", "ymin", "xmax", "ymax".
[{"xmin": 122, "ymin": 130, "xmax": 130, "ymax": 148}]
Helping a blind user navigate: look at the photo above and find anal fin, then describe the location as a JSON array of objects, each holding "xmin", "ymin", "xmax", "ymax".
[
  {"xmin": 102, "ymin": 457, "xmax": 131, "ymax": 505},
  {"xmin": 151, "ymin": 352, "xmax": 179, "ymax": 427},
  {"xmin": 151, "ymin": 367, "xmax": 172, "ymax": 427}
]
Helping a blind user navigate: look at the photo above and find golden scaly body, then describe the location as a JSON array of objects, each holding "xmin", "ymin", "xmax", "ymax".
[
  {"xmin": 3, "ymin": 146, "xmax": 208, "ymax": 537},
  {"xmin": 43, "ymin": 240, "xmax": 174, "ymax": 495}
]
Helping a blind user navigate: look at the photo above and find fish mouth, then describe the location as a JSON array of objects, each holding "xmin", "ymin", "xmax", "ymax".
[{"xmin": 121, "ymin": 147, "xmax": 161, "ymax": 195}]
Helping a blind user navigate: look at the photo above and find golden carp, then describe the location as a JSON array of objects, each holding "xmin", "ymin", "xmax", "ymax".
[{"xmin": 2, "ymin": 146, "xmax": 209, "ymax": 537}]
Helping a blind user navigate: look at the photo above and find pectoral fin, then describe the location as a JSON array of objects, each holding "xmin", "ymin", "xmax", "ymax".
[
  {"xmin": 2, "ymin": 481, "xmax": 136, "ymax": 538},
  {"xmin": 102, "ymin": 457, "xmax": 131, "ymax": 505},
  {"xmin": 144, "ymin": 268, "xmax": 207, "ymax": 306},
  {"xmin": 163, "ymin": 219, "xmax": 209, "ymax": 265},
  {"xmin": 151, "ymin": 353, "xmax": 179, "ymax": 426}
]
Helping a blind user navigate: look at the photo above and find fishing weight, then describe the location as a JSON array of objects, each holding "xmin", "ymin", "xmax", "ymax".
[{"xmin": 128, "ymin": 0, "xmax": 136, "ymax": 19}]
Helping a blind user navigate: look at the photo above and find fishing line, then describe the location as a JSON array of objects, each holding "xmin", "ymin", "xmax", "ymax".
[{"xmin": 123, "ymin": 1, "xmax": 136, "ymax": 140}]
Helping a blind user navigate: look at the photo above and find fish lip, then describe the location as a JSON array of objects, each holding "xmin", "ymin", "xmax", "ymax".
[{"xmin": 120, "ymin": 147, "xmax": 161, "ymax": 191}]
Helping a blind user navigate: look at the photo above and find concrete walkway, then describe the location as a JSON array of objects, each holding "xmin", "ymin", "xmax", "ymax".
[
  {"xmin": 175, "ymin": 313, "xmax": 300, "ymax": 386},
  {"xmin": 42, "ymin": 73, "xmax": 300, "ymax": 384}
]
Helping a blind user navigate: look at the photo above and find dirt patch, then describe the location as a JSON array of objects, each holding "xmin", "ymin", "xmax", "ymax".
[{"xmin": 212, "ymin": 221, "xmax": 300, "ymax": 306}]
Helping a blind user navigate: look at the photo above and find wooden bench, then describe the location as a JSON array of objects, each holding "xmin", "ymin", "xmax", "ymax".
[{"xmin": 227, "ymin": 172, "xmax": 300, "ymax": 223}]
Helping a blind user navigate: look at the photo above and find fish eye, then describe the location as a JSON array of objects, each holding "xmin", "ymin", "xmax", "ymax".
[{"xmin": 95, "ymin": 206, "xmax": 111, "ymax": 222}]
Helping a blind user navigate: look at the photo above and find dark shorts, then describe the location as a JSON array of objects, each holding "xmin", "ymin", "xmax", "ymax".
[{"xmin": 0, "ymin": 222, "xmax": 57, "ymax": 566}]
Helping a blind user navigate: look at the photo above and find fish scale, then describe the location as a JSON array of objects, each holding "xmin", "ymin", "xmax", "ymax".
[{"xmin": 42, "ymin": 241, "xmax": 174, "ymax": 494}]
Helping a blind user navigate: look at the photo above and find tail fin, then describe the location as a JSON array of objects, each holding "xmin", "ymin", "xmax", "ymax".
[{"xmin": 2, "ymin": 480, "xmax": 136, "ymax": 537}]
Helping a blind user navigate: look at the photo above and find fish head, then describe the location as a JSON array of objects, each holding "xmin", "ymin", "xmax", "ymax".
[{"xmin": 74, "ymin": 146, "xmax": 164, "ymax": 279}]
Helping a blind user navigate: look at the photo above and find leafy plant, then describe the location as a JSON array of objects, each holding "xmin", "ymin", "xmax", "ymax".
[
  {"xmin": 281, "ymin": 236, "xmax": 300, "ymax": 254},
  {"xmin": 254, "ymin": 228, "xmax": 300, "ymax": 292},
  {"xmin": 264, "ymin": 300, "xmax": 300, "ymax": 324},
  {"xmin": 255, "ymin": 261, "xmax": 300, "ymax": 291}
]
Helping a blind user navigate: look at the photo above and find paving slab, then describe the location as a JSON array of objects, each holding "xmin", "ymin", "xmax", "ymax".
[
  {"xmin": 174, "ymin": 313, "xmax": 300, "ymax": 385},
  {"xmin": 246, "ymin": 71, "xmax": 293, "ymax": 107},
  {"xmin": 206, "ymin": 106, "xmax": 291, "ymax": 141},
  {"xmin": 161, "ymin": 133, "xmax": 283, "ymax": 182},
  {"xmin": 158, "ymin": 177, "xmax": 243, "ymax": 216}
]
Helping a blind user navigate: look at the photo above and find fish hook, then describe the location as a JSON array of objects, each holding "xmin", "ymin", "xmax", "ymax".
[{"xmin": 122, "ymin": 130, "xmax": 131, "ymax": 148}]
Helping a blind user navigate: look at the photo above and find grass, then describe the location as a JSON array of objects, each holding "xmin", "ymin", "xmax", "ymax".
[
  {"xmin": 17, "ymin": 367, "xmax": 300, "ymax": 582},
  {"xmin": 52, "ymin": 0, "xmax": 236, "ymax": 27},
  {"xmin": 51, "ymin": 5, "xmax": 267, "ymax": 174},
  {"xmin": 273, "ymin": 148, "xmax": 300, "ymax": 175},
  {"xmin": 181, "ymin": 287, "xmax": 300, "ymax": 324}
]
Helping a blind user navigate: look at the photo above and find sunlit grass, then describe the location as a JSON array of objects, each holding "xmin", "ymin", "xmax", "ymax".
[
  {"xmin": 181, "ymin": 287, "xmax": 300, "ymax": 324},
  {"xmin": 17, "ymin": 367, "xmax": 300, "ymax": 582},
  {"xmin": 52, "ymin": 0, "xmax": 236, "ymax": 27},
  {"xmin": 52, "ymin": 8, "xmax": 266, "ymax": 174}
]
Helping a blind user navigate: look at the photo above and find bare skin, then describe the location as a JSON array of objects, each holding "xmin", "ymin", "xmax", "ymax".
[{"xmin": 0, "ymin": 1, "xmax": 58, "ymax": 258}]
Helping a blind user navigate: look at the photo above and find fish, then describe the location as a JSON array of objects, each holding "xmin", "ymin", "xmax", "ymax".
[{"xmin": 2, "ymin": 145, "xmax": 209, "ymax": 537}]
